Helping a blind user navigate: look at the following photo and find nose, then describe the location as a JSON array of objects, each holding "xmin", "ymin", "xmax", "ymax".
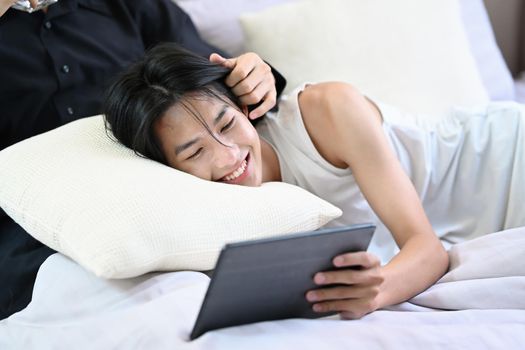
[{"xmin": 213, "ymin": 143, "xmax": 240, "ymax": 170}]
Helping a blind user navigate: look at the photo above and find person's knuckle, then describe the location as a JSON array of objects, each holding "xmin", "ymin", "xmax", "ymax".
[
  {"xmin": 266, "ymin": 95, "xmax": 276, "ymax": 106},
  {"xmin": 225, "ymin": 77, "xmax": 236, "ymax": 87},
  {"xmin": 363, "ymin": 299, "xmax": 375, "ymax": 311},
  {"xmin": 316, "ymin": 290, "xmax": 328, "ymax": 300},
  {"xmin": 372, "ymin": 268, "xmax": 384, "ymax": 283},
  {"xmin": 340, "ymin": 310, "xmax": 356, "ymax": 319},
  {"xmin": 247, "ymin": 52, "xmax": 260, "ymax": 61},
  {"xmin": 244, "ymin": 95, "xmax": 259, "ymax": 105},
  {"xmin": 255, "ymin": 89, "xmax": 267, "ymax": 101},
  {"xmin": 237, "ymin": 66, "xmax": 252, "ymax": 78},
  {"xmin": 336, "ymin": 287, "xmax": 350, "ymax": 299},
  {"xmin": 369, "ymin": 286, "xmax": 381, "ymax": 297},
  {"xmin": 261, "ymin": 62, "xmax": 271, "ymax": 73},
  {"xmin": 362, "ymin": 252, "xmax": 374, "ymax": 265},
  {"xmin": 236, "ymin": 80, "xmax": 251, "ymax": 92}
]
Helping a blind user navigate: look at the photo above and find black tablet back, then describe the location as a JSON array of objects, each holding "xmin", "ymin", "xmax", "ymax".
[{"xmin": 190, "ymin": 224, "xmax": 375, "ymax": 340}]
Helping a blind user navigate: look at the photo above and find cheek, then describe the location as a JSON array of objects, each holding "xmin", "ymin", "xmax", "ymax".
[
  {"xmin": 176, "ymin": 161, "xmax": 212, "ymax": 181},
  {"xmin": 239, "ymin": 121, "xmax": 260, "ymax": 144}
]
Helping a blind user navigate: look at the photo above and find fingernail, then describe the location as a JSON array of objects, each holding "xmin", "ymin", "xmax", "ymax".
[
  {"xmin": 334, "ymin": 257, "xmax": 344, "ymax": 266},
  {"xmin": 306, "ymin": 292, "xmax": 317, "ymax": 301},
  {"xmin": 315, "ymin": 273, "xmax": 325, "ymax": 284},
  {"xmin": 313, "ymin": 304, "xmax": 322, "ymax": 312}
]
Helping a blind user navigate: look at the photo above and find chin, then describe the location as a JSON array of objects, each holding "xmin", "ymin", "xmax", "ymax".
[{"xmin": 243, "ymin": 174, "xmax": 261, "ymax": 187}]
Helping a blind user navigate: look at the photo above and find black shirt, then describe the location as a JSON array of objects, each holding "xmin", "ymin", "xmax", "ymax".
[{"xmin": 0, "ymin": 0, "xmax": 285, "ymax": 319}]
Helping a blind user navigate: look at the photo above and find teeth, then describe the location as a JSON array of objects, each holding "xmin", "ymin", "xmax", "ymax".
[{"xmin": 224, "ymin": 159, "xmax": 247, "ymax": 181}]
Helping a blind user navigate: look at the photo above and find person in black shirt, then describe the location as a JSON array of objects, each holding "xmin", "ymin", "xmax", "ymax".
[{"xmin": 0, "ymin": 0, "xmax": 286, "ymax": 319}]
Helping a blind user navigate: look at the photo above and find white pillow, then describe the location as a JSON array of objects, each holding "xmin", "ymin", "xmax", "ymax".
[
  {"xmin": 0, "ymin": 116, "xmax": 341, "ymax": 278},
  {"xmin": 174, "ymin": 0, "xmax": 511, "ymax": 101},
  {"xmin": 239, "ymin": 0, "xmax": 490, "ymax": 119},
  {"xmin": 174, "ymin": 0, "xmax": 299, "ymax": 56}
]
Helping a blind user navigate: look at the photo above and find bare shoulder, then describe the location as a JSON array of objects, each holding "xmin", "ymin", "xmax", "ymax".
[{"xmin": 297, "ymin": 82, "xmax": 383, "ymax": 169}]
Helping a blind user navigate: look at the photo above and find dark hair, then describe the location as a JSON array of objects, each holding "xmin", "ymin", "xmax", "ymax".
[{"xmin": 103, "ymin": 43, "xmax": 239, "ymax": 165}]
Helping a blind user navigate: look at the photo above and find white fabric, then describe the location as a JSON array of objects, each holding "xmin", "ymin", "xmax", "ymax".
[
  {"xmin": 174, "ymin": 0, "xmax": 514, "ymax": 101},
  {"xmin": 240, "ymin": 0, "xmax": 489, "ymax": 118},
  {"xmin": 516, "ymin": 72, "xmax": 525, "ymax": 103},
  {"xmin": 0, "ymin": 115, "xmax": 341, "ymax": 279},
  {"xmin": 257, "ymin": 84, "xmax": 525, "ymax": 263},
  {"xmin": 173, "ymin": 0, "xmax": 299, "ymax": 56},
  {"xmin": 1, "ymin": 227, "xmax": 524, "ymax": 349},
  {"xmin": 459, "ymin": 0, "xmax": 515, "ymax": 100}
]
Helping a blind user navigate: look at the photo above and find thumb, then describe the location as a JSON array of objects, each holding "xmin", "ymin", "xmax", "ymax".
[{"xmin": 209, "ymin": 53, "xmax": 236, "ymax": 69}]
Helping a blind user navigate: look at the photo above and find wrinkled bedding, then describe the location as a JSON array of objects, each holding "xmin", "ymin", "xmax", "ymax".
[{"xmin": 1, "ymin": 227, "xmax": 524, "ymax": 350}]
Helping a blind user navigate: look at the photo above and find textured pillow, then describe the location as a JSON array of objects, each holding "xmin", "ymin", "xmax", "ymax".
[
  {"xmin": 0, "ymin": 116, "xmax": 341, "ymax": 279},
  {"xmin": 239, "ymin": 0, "xmax": 490, "ymax": 118}
]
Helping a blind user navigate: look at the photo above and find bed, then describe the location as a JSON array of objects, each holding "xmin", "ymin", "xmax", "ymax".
[
  {"xmin": 1, "ymin": 0, "xmax": 524, "ymax": 348},
  {"xmin": 0, "ymin": 226, "xmax": 524, "ymax": 349}
]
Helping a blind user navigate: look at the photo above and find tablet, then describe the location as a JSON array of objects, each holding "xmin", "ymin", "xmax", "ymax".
[{"xmin": 190, "ymin": 223, "xmax": 376, "ymax": 340}]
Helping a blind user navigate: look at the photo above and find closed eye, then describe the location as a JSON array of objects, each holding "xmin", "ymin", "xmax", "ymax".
[
  {"xmin": 186, "ymin": 147, "xmax": 203, "ymax": 160},
  {"xmin": 220, "ymin": 117, "xmax": 235, "ymax": 133}
]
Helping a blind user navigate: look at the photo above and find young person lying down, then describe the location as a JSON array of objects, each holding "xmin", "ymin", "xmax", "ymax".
[{"xmin": 103, "ymin": 43, "xmax": 525, "ymax": 319}]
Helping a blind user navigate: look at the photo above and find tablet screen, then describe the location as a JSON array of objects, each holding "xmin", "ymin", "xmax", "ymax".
[{"xmin": 190, "ymin": 223, "xmax": 375, "ymax": 340}]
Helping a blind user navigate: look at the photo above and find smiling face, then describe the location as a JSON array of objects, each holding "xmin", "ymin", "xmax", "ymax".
[{"xmin": 153, "ymin": 94, "xmax": 263, "ymax": 187}]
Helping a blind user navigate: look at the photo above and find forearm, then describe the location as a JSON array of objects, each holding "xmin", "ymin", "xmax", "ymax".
[
  {"xmin": 1, "ymin": 0, "xmax": 18, "ymax": 17},
  {"xmin": 377, "ymin": 233, "xmax": 449, "ymax": 308}
]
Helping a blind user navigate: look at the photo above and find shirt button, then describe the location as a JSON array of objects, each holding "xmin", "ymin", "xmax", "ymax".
[
  {"xmin": 61, "ymin": 65, "xmax": 70, "ymax": 74},
  {"xmin": 44, "ymin": 21, "xmax": 52, "ymax": 29},
  {"xmin": 67, "ymin": 107, "xmax": 74, "ymax": 116}
]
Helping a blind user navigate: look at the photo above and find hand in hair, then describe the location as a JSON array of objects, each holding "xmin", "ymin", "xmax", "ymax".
[{"xmin": 210, "ymin": 52, "xmax": 277, "ymax": 120}]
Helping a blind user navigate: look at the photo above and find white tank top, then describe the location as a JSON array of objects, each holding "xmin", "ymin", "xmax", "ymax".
[{"xmin": 256, "ymin": 84, "xmax": 525, "ymax": 263}]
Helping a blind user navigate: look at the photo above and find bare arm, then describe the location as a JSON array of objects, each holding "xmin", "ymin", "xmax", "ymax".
[
  {"xmin": 0, "ymin": 0, "xmax": 15, "ymax": 16},
  {"xmin": 299, "ymin": 82, "xmax": 449, "ymax": 318}
]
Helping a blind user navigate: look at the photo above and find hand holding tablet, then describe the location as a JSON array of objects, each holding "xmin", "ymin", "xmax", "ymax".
[{"xmin": 190, "ymin": 224, "xmax": 376, "ymax": 339}]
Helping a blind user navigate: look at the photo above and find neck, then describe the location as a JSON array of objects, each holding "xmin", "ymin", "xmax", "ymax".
[{"xmin": 260, "ymin": 138, "xmax": 281, "ymax": 182}]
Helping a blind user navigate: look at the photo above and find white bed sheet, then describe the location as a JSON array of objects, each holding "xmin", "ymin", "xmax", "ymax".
[
  {"xmin": 515, "ymin": 73, "xmax": 525, "ymax": 103},
  {"xmin": 1, "ymin": 227, "xmax": 524, "ymax": 349}
]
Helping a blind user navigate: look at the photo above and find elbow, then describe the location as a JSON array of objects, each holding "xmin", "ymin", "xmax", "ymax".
[{"xmin": 434, "ymin": 241, "xmax": 450, "ymax": 278}]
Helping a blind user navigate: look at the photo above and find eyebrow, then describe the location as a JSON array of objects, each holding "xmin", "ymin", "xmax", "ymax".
[
  {"xmin": 213, "ymin": 105, "xmax": 229, "ymax": 126},
  {"xmin": 174, "ymin": 104, "xmax": 229, "ymax": 156}
]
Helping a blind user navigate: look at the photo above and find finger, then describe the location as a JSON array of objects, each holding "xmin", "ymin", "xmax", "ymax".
[
  {"xmin": 312, "ymin": 299, "xmax": 377, "ymax": 319},
  {"xmin": 248, "ymin": 90, "xmax": 277, "ymax": 120},
  {"xmin": 231, "ymin": 63, "xmax": 271, "ymax": 96},
  {"xmin": 333, "ymin": 251, "xmax": 381, "ymax": 269},
  {"xmin": 306, "ymin": 285, "xmax": 379, "ymax": 302},
  {"xmin": 209, "ymin": 53, "xmax": 236, "ymax": 69},
  {"xmin": 314, "ymin": 267, "xmax": 383, "ymax": 286},
  {"xmin": 237, "ymin": 79, "xmax": 271, "ymax": 106},
  {"xmin": 225, "ymin": 59, "xmax": 256, "ymax": 88}
]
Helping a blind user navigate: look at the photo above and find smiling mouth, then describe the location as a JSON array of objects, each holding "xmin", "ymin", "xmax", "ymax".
[{"xmin": 220, "ymin": 153, "xmax": 250, "ymax": 183}]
